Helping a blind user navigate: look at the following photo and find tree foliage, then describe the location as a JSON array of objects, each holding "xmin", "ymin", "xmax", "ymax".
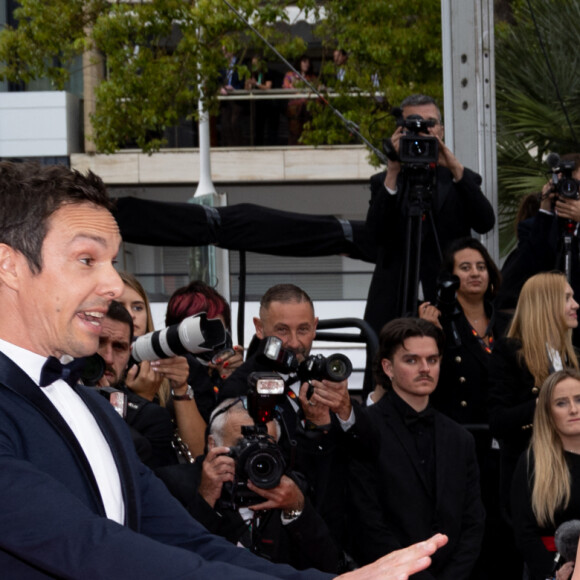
[
  {"xmin": 495, "ymin": 0, "xmax": 580, "ymax": 253},
  {"xmin": 0, "ymin": 0, "xmax": 442, "ymax": 154}
]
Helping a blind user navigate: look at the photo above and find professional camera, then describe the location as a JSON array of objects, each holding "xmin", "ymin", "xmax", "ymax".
[
  {"xmin": 398, "ymin": 114, "xmax": 439, "ymax": 165},
  {"xmin": 130, "ymin": 312, "xmax": 227, "ymax": 364},
  {"xmin": 247, "ymin": 371, "xmax": 285, "ymax": 424},
  {"xmin": 229, "ymin": 424, "xmax": 286, "ymax": 491},
  {"xmin": 434, "ymin": 273, "xmax": 461, "ymax": 318},
  {"xmin": 551, "ymin": 158, "xmax": 580, "ymax": 200},
  {"xmin": 255, "ymin": 336, "xmax": 352, "ymax": 384}
]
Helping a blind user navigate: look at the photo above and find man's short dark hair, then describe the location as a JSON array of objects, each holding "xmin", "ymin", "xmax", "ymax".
[
  {"xmin": 373, "ymin": 318, "xmax": 444, "ymax": 387},
  {"xmin": 400, "ymin": 94, "xmax": 442, "ymax": 121},
  {"xmin": 106, "ymin": 301, "xmax": 134, "ymax": 342},
  {"xmin": 0, "ymin": 161, "xmax": 114, "ymax": 274},
  {"xmin": 259, "ymin": 284, "xmax": 314, "ymax": 314}
]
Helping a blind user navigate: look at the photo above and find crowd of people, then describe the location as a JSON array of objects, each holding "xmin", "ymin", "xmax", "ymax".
[{"xmin": 3, "ymin": 87, "xmax": 580, "ymax": 580}]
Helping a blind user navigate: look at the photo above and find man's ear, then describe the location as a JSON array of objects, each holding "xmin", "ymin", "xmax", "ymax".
[
  {"xmin": 0, "ymin": 244, "xmax": 21, "ymax": 291},
  {"xmin": 207, "ymin": 434, "xmax": 216, "ymax": 450},
  {"xmin": 381, "ymin": 358, "xmax": 393, "ymax": 379},
  {"xmin": 313, "ymin": 316, "xmax": 319, "ymax": 330},
  {"xmin": 254, "ymin": 316, "xmax": 264, "ymax": 339}
]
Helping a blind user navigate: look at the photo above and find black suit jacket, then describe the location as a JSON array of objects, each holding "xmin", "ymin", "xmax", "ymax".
[
  {"xmin": 431, "ymin": 303, "xmax": 511, "ymax": 425},
  {"xmin": 348, "ymin": 392, "xmax": 485, "ymax": 579},
  {"xmin": 487, "ymin": 337, "xmax": 538, "ymax": 513},
  {"xmin": 0, "ymin": 351, "xmax": 331, "ymax": 579},
  {"xmin": 364, "ymin": 166, "xmax": 495, "ymax": 335}
]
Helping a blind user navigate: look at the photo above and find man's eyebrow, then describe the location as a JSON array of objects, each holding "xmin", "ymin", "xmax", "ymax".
[{"xmin": 70, "ymin": 233, "xmax": 110, "ymax": 247}]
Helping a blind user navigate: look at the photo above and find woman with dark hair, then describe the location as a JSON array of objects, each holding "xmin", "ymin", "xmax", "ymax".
[
  {"xmin": 419, "ymin": 237, "xmax": 512, "ymax": 578},
  {"xmin": 511, "ymin": 369, "xmax": 580, "ymax": 580},
  {"xmin": 419, "ymin": 237, "xmax": 508, "ymax": 424},
  {"xmin": 165, "ymin": 281, "xmax": 244, "ymax": 423}
]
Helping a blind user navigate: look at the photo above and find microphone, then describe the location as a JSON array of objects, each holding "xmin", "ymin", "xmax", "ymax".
[
  {"xmin": 547, "ymin": 152, "xmax": 561, "ymax": 170},
  {"xmin": 554, "ymin": 519, "xmax": 580, "ymax": 563}
]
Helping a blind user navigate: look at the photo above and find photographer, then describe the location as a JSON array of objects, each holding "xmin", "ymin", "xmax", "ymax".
[
  {"xmin": 156, "ymin": 398, "xmax": 344, "ymax": 573},
  {"xmin": 220, "ymin": 284, "xmax": 373, "ymax": 551},
  {"xmin": 95, "ymin": 301, "xmax": 179, "ymax": 469},
  {"xmin": 364, "ymin": 94, "xmax": 495, "ymax": 337},
  {"xmin": 497, "ymin": 153, "xmax": 580, "ymax": 345}
]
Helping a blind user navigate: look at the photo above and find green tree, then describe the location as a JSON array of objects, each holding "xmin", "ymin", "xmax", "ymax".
[
  {"xmin": 304, "ymin": 0, "xmax": 443, "ymax": 158},
  {"xmin": 0, "ymin": 0, "xmax": 442, "ymax": 155},
  {"xmin": 495, "ymin": 0, "xmax": 580, "ymax": 253}
]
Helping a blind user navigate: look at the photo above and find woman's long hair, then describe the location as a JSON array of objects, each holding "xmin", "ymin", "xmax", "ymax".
[
  {"xmin": 118, "ymin": 271, "xmax": 155, "ymax": 334},
  {"xmin": 530, "ymin": 369, "xmax": 580, "ymax": 526},
  {"xmin": 508, "ymin": 271, "xmax": 578, "ymax": 387},
  {"xmin": 118, "ymin": 271, "xmax": 169, "ymax": 404}
]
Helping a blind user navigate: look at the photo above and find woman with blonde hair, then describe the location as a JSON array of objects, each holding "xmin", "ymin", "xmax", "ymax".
[
  {"xmin": 511, "ymin": 369, "xmax": 580, "ymax": 580},
  {"xmin": 489, "ymin": 271, "xmax": 579, "ymax": 512},
  {"xmin": 117, "ymin": 272, "xmax": 206, "ymax": 457}
]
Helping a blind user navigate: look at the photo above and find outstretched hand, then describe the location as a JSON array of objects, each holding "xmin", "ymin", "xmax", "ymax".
[{"xmin": 338, "ymin": 534, "xmax": 448, "ymax": 580}]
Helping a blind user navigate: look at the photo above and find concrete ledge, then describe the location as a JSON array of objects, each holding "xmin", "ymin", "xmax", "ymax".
[{"xmin": 70, "ymin": 145, "xmax": 377, "ymax": 184}]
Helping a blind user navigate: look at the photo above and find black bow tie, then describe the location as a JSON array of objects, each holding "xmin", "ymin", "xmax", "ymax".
[
  {"xmin": 39, "ymin": 356, "xmax": 86, "ymax": 388},
  {"xmin": 404, "ymin": 408, "xmax": 435, "ymax": 429}
]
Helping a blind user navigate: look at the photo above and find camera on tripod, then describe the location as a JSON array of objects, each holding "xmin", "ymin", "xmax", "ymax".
[{"xmin": 398, "ymin": 115, "xmax": 439, "ymax": 165}]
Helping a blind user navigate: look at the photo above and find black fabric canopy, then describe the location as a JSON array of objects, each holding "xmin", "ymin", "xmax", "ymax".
[{"xmin": 113, "ymin": 197, "xmax": 376, "ymax": 263}]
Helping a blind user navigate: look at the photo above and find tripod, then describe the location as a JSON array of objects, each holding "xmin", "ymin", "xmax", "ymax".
[{"xmin": 399, "ymin": 164, "xmax": 443, "ymax": 317}]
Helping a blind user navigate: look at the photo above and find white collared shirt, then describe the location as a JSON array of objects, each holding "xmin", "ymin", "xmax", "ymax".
[{"xmin": 0, "ymin": 338, "xmax": 125, "ymax": 524}]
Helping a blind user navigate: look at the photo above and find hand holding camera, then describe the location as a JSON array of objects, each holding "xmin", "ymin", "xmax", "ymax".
[{"xmin": 199, "ymin": 445, "xmax": 236, "ymax": 508}]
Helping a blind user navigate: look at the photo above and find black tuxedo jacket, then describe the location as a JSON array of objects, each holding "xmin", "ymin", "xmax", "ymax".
[
  {"xmin": 363, "ymin": 166, "xmax": 495, "ymax": 335},
  {"xmin": 348, "ymin": 392, "xmax": 485, "ymax": 579},
  {"xmin": 0, "ymin": 351, "xmax": 331, "ymax": 579}
]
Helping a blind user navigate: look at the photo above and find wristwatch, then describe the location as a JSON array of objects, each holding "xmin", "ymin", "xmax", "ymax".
[
  {"xmin": 171, "ymin": 385, "xmax": 195, "ymax": 401},
  {"xmin": 282, "ymin": 508, "xmax": 303, "ymax": 521}
]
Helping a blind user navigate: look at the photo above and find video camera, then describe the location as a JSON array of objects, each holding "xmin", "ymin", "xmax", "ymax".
[
  {"xmin": 397, "ymin": 114, "xmax": 439, "ymax": 165},
  {"xmin": 548, "ymin": 153, "xmax": 579, "ymax": 200},
  {"xmin": 220, "ymin": 372, "xmax": 287, "ymax": 508},
  {"xmin": 255, "ymin": 336, "xmax": 352, "ymax": 385}
]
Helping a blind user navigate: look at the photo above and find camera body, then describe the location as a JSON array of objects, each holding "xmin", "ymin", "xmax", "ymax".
[
  {"xmin": 255, "ymin": 336, "xmax": 352, "ymax": 384},
  {"xmin": 434, "ymin": 273, "xmax": 461, "ymax": 318},
  {"xmin": 553, "ymin": 159, "xmax": 580, "ymax": 200},
  {"xmin": 398, "ymin": 114, "xmax": 439, "ymax": 165}
]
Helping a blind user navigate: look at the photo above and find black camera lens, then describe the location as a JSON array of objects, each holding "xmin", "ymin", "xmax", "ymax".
[
  {"xmin": 410, "ymin": 140, "xmax": 427, "ymax": 157},
  {"xmin": 244, "ymin": 448, "xmax": 285, "ymax": 489},
  {"xmin": 325, "ymin": 354, "xmax": 352, "ymax": 382}
]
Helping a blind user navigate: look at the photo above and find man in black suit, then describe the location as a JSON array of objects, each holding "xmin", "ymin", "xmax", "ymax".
[
  {"xmin": 364, "ymin": 94, "xmax": 495, "ymax": 336},
  {"xmin": 349, "ymin": 318, "xmax": 485, "ymax": 578},
  {"xmin": 0, "ymin": 161, "xmax": 446, "ymax": 578}
]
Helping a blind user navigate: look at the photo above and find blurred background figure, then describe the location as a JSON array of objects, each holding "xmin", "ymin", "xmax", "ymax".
[{"xmin": 283, "ymin": 56, "xmax": 316, "ymax": 145}]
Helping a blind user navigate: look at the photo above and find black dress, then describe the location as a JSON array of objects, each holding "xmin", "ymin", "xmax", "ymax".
[{"xmin": 511, "ymin": 450, "xmax": 580, "ymax": 580}]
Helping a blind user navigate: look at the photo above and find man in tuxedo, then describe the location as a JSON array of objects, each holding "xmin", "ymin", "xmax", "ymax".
[
  {"xmin": 364, "ymin": 94, "xmax": 495, "ymax": 336},
  {"xmin": 0, "ymin": 161, "xmax": 446, "ymax": 579},
  {"xmin": 349, "ymin": 318, "xmax": 484, "ymax": 578}
]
